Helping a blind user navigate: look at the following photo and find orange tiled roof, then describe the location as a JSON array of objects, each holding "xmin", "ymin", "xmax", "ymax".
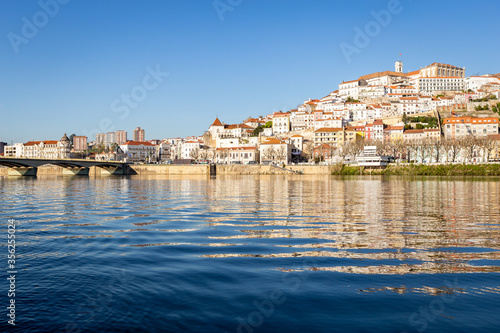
[
  {"xmin": 443, "ymin": 117, "xmax": 499, "ymax": 124},
  {"xmin": 261, "ymin": 138, "xmax": 287, "ymax": 145},
  {"xmin": 314, "ymin": 127, "xmax": 343, "ymax": 133},
  {"xmin": 24, "ymin": 140, "xmax": 59, "ymax": 146},
  {"xmin": 404, "ymin": 129, "xmax": 425, "ymax": 134},
  {"xmin": 216, "ymin": 146, "xmax": 257, "ymax": 151},
  {"xmin": 211, "ymin": 118, "xmax": 223, "ymax": 126},
  {"xmin": 358, "ymin": 70, "xmax": 407, "ymax": 81},
  {"xmin": 339, "ymin": 79, "xmax": 358, "ymax": 85},
  {"xmin": 122, "ymin": 141, "xmax": 156, "ymax": 146},
  {"xmin": 425, "ymin": 62, "xmax": 462, "ymax": 69},
  {"xmin": 225, "ymin": 124, "xmax": 253, "ymax": 129}
]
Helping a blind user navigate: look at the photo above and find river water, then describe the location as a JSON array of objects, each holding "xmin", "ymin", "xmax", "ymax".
[{"xmin": 1, "ymin": 175, "xmax": 500, "ymax": 332}]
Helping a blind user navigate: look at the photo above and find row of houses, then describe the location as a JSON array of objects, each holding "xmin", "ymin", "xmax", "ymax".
[{"xmin": 3, "ymin": 116, "xmax": 500, "ymax": 165}]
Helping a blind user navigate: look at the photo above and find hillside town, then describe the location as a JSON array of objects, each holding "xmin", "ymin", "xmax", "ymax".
[{"xmin": 2, "ymin": 60, "xmax": 500, "ymax": 165}]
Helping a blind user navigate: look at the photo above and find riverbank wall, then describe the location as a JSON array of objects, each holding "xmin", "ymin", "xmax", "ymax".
[{"xmin": 2, "ymin": 163, "xmax": 500, "ymax": 176}]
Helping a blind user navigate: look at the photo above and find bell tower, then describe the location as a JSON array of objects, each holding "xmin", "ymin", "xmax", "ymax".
[{"xmin": 395, "ymin": 60, "xmax": 403, "ymax": 73}]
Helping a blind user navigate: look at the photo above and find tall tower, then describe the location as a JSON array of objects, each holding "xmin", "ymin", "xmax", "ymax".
[
  {"xmin": 133, "ymin": 127, "xmax": 145, "ymax": 142},
  {"xmin": 395, "ymin": 60, "xmax": 403, "ymax": 73}
]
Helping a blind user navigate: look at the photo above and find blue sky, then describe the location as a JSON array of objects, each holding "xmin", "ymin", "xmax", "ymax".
[{"xmin": 1, "ymin": 0, "xmax": 499, "ymax": 143}]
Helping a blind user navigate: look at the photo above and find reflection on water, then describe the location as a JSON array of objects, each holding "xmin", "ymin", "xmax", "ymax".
[{"xmin": 1, "ymin": 175, "xmax": 500, "ymax": 332}]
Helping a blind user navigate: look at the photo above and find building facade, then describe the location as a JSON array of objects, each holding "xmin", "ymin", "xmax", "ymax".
[
  {"xmin": 115, "ymin": 130, "xmax": 127, "ymax": 145},
  {"xmin": 23, "ymin": 134, "xmax": 71, "ymax": 159},
  {"xmin": 133, "ymin": 127, "xmax": 145, "ymax": 142},
  {"xmin": 73, "ymin": 136, "xmax": 87, "ymax": 151},
  {"xmin": 120, "ymin": 141, "xmax": 157, "ymax": 163},
  {"xmin": 259, "ymin": 138, "xmax": 291, "ymax": 164},
  {"xmin": 443, "ymin": 117, "xmax": 499, "ymax": 140}
]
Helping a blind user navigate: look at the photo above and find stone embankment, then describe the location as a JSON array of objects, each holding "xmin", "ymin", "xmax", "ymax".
[{"xmin": 2, "ymin": 163, "xmax": 500, "ymax": 176}]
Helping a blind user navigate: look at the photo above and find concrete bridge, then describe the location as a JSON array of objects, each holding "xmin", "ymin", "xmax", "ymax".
[{"xmin": 0, "ymin": 157, "xmax": 128, "ymax": 176}]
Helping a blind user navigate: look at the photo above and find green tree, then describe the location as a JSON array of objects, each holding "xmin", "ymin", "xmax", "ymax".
[
  {"xmin": 252, "ymin": 125, "xmax": 263, "ymax": 136},
  {"xmin": 415, "ymin": 124, "xmax": 424, "ymax": 129},
  {"xmin": 402, "ymin": 113, "xmax": 408, "ymax": 124}
]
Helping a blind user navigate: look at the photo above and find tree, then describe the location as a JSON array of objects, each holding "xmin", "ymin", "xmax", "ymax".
[
  {"xmin": 459, "ymin": 136, "xmax": 478, "ymax": 163},
  {"xmin": 350, "ymin": 140, "xmax": 365, "ymax": 159},
  {"xmin": 374, "ymin": 140, "xmax": 386, "ymax": 156},
  {"xmin": 327, "ymin": 144, "xmax": 337, "ymax": 163},
  {"xmin": 263, "ymin": 121, "xmax": 273, "ymax": 128},
  {"xmin": 477, "ymin": 136, "xmax": 495, "ymax": 162},
  {"xmin": 402, "ymin": 113, "xmax": 408, "ymax": 124},
  {"xmin": 218, "ymin": 149, "xmax": 229, "ymax": 164},
  {"xmin": 199, "ymin": 147, "xmax": 210, "ymax": 161},
  {"xmin": 393, "ymin": 139, "xmax": 407, "ymax": 161},
  {"xmin": 189, "ymin": 147, "xmax": 200, "ymax": 162},
  {"xmin": 263, "ymin": 146, "xmax": 276, "ymax": 162},
  {"xmin": 336, "ymin": 143, "xmax": 351, "ymax": 163},
  {"xmin": 408, "ymin": 139, "xmax": 424, "ymax": 163},
  {"xmin": 276, "ymin": 146, "xmax": 288, "ymax": 163},
  {"xmin": 385, "ymin": 141, "xmax": 398, "ymax": 160},
  {"xmin": 443, "ymin": 138, "xmax": 461, "ymax": 163},
  {"xmin": 431, "ymin": 138, "xmax": 444, "ymax": 163},
  {"xmin": 252, "ymin": 125, "xmax": 263, "ymax": 136}
]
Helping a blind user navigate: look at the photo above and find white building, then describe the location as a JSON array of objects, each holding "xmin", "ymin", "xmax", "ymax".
[
  {"xmin": 373, "ymin": 119, "xmax": 384, "ymax": 142},
  {"xmin": 443, "ymin": 116, "xmax": 499, "ymax": 140},
  {"xmin": 214, "ymin": 146, "xmax": 258, "ymax": 164},
  {"xmin": 290, "ymin": 111, "xmax": 314, "ymax": 131},
  {"xmin": 417, "ymin": 77, "xmax": 464, "ymax": 93},
  {"xmin": 272, "ymin": 112, "xmax": 291, "ymax": 134},
  {"xmin": 23, "ymin": 134, "xmax": 71, "ymax": 159},
  {"xmin": 339, "ymin": 80, "xmax": 360, "ymax": 99},
  {"xmin": 259, "ymin": 137, "xmax": 291, "ymax": 164},
  {"xmin": 464, "ymin": 76, "xmax": 500, "ymax": 92},
  {"xmin": 289, "ymin": 135, "xmax": 303, "ymax": 162},
  {"xmin": 4, "ymin": 143, "xmax": 25, "ymax": 157},
  {"xmin": 179, "ymin": 141, "xmax": 201, "ymax": 160},
  {"xmin": 359, "ymin": 85, "xmax": 386, "ymax": 99},
  {"xmin": 120, "ymin": 141, "xmax": 157, "ymax": 163}
]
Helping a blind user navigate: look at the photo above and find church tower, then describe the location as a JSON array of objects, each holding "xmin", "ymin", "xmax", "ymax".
[{"xmin": 395, "ymin": 60, "xmax": 403, "ymax": 73}]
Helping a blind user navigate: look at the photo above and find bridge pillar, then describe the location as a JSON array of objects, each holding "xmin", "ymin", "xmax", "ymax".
[
  {"xmin": 99, "ymin": 166, "xmax": 126, "ymax": 175},
  {"xmin": 62, "ymin": 167, "xmax": 89, "ymax": 176},
  {"xmin": 8, "ymin": 167, "xmax": 37, "ymax": 176}
]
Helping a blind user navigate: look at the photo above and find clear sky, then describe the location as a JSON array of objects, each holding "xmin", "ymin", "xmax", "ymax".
[{"xmin": 1, "ymin": 0, "xmax": 499, "ymax": 143}]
